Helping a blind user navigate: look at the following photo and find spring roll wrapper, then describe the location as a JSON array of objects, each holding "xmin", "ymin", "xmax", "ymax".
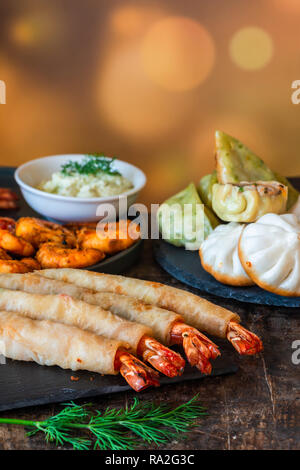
[
  {"xmin": 38, "ymin": 269, "xmax": 240, "ymax": 338},
  {"xmin": 0, "ymin": 288, "xmax": 151, "ymax": 353},
  {"xmin": 0, "ymin": 311, "xmax": 127, "ymax": 375},
  {"xmin": 0, "ymin": 274, "xmax": 181, "ymax": 344}
]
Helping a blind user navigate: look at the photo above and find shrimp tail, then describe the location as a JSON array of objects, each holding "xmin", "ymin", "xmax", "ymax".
[
  {"xmin": 170, "ymin": 322, "xmax": 220, "ymax": 375},
  {"xmin": 227, "ymin": 321, "xmax": 263, "ymax": 355},
  {"xmin": 138, "ymin": 336, "xmax": 185, "ymax": 378},
  {"xmin": 116, "ymin": 350, "xmax": 160, "ymax": 392},
  {"xmin": 182, "ymin": 332, "xmax": 212, "ymax": 375}
]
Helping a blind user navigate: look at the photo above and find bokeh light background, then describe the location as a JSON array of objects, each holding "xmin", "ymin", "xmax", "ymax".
[{"xmin": 0, "ymin": 0, "xmax": 300, "ymax": 205}]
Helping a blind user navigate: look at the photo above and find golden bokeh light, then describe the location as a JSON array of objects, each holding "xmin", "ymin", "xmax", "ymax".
[
  {"xmin": 98, "ymin": 44, "xmax": 195, "ymax": 141},
  {"xmin": 145, "ymin": 152, "xmax": 191, "ymax": 203},
  {"xmin": 141, "ymin": 16, "xmax": 215, "ymax": 91},
  {"xmin": 229, "ymin": 27, "xmax": 273, "ymax": 70},
  {"xmin": 109, "ymin": 4, "xmax": 163, "ymax": 38},
  {"xmin": 272, "ymin": 0, "xmax": 300, "ymax": 12},
  {"xmin": 9, "ymin": 19, "xmax": 37, "ymax": 46},
  {"xmin": 8, "ymin": 12, "xmax": 62, "ymax": 49}
]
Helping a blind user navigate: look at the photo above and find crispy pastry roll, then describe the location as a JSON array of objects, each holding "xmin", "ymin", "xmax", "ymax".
[
  {"xmin": 0, "ymin": 311, "xmax": 127, "ymax": 375},
  {"xmin": 38, "ymin": 269, "xmax": 240, "ymax": 338},
  {"xmin": 0, "ymin": 288, "xmax": 151, "ymax": 353},
  {"xmin": 0, "ymin": 273, "xmax": 181, "ymax": 344}
]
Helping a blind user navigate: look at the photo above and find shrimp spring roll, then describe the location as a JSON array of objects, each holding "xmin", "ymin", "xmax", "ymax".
[
  {"xmin": 0, "ymin": 311, "xmax": 159, "ymax": 391},
  {"xmin": 0, "ymin": 273, "xmax": 181, "ymax": 344},
  {"xmin": 0, "ymin": 288, "xmax": 151, "ymax": 353},
  {"xmin": 37, "ymin": 269, "xmax": 263, "ymax": 356},
  {"xmin": 0, "ymin": 280, "xmax": 185, "ymax": 377},
  {"xmin": 0, "ymin": 311, "xmax": 123, "ymax": 375},
  {"xmin": 0, "ymin": 273, "xmax": 213, "ymax": 374}
]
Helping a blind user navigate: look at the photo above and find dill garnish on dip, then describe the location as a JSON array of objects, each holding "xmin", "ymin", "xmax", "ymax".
[{"xmin": 38, "ymin": 155, "xmax": 133, "ymax": 198}]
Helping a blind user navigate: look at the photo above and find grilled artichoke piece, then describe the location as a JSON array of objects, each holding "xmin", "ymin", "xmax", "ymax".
[
  {"xmin": 212, "ymin": 181, "xmax": 288, "ymax": 223},
  {"xmin": 197, "ymin": 171, "xmax": 218, "ymax": 210},
  {"xmin": 157, "ymin": 183, "xmax": 219, "ymax": 250},
  {"xmin": 215, "ymin": 130, "xmax": 299, "ymax": 210}
]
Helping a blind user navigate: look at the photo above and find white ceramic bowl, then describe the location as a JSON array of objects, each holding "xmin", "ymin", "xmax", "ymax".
[{"xmin": 15, "ymin": 154, "xmax": 146, "ymax": 222}]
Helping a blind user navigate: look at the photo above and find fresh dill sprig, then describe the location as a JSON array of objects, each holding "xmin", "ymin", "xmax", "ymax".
[
  {"xmin": 0, "ymin": 395, "xmax": 206, "ymax": 450},
  {"xmin": 61, "ymin": 154, "xmax": 121, "ymax": 176}
]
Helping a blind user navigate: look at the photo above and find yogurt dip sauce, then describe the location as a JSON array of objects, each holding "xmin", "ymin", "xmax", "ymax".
[{"xmin": 38, "ymin": 156, "xmax": 134, "ymax": 198}]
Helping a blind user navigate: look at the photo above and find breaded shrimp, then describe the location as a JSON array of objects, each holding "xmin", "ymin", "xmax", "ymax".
[
  {"xmin": 0, "ymin": 217, "xmax": 16, "ymax": 232},
  {"xmin": 64, "ymin": 222, "xmax": 98, "ymax": 233},
  {"xmin": 15, "ymin": 217, "xmax": 76, "ymax": 248},
  {"xmin": 0, "ymin": 229, "xmax": 35, "ymax": 257},
  {"xmin": 0, "ymin": 249, "xmax": 38, "ymax": 273},
  {"xmin": 0, "ymin": 189, "xmax": 19, "ymax": 210},
  {"xmin": 77, "ymin": 220, "xmax": 140, "ymax": 255},
  {"xmin": 0, "ymin": 247, "xmax": 12, "ymax": 260},
  {"xmin": 36, "ymin": 242, "xmax": 105, "ymax": 268},
  {"xmin": 21, "ymin": 257, "xmax": 41, "ymax": 271}
]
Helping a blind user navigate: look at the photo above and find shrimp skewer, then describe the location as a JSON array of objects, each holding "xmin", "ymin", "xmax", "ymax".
[
  {"xmin": 37, "ymin": 269, "xmax": 263, "ymax": 356},
  {"xmin": 0, "ymin": 311, "xmax": 159, "ymax": 392},
  {"xmin": 0, "ymin": 286, "xmax": 185, "ymax": 378}
]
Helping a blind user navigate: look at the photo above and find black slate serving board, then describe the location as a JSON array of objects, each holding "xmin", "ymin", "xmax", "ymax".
[
  {"xmin": 154, "ymin": 178, "xmax": 300, "ymax": 308},
  {"xmin": 0, "ymin": 355, "xmax": 237, "ymax": 412}
]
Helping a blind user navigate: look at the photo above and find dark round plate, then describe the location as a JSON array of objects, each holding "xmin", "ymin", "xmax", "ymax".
[
  {"xmin": 0, "ymin": 166, "xmax": 143, "ymax": 274},
  {"xmin": 88, "ymin": 239, "xmax": 143, "ymax": 273},
  {"xmin": 153, "ymin": 177, "xmax": 300, "ymax": 308},
  {"xmin": 154, "ymin": 240, "xmax": 300, "ymax": 307}
]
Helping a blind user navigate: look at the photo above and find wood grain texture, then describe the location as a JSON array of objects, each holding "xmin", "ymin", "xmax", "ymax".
[{"xmin": 0, "ymin": 240, "xmax": 299, "ymax": 450}]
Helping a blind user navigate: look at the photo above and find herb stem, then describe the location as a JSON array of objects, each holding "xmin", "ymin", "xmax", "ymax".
[{"xmin": 0, "ymin": 395, "xmax": 206, "ymax": 450}]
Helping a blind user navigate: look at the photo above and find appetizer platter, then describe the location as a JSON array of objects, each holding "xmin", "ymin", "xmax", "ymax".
[
  {"xmin": 156, "ymin": 131, "xmax": 300, "ymax": 307},
  {"xmin": 0, "ymin": 157, "xmax": 261, "ymax": 411}
]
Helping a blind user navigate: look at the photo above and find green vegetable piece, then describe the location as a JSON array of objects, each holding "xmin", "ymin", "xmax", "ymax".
[
  {"xmin": 215, "ymin": 130, "xmax": 299, "ymax": 210},
  {"xmin": 197, "ymin": 171, "xmax": 218, "ymax": 210},
  {"xmin": 215, "ymin": 130, "xmax": 275, "ymax": 183},
  {"xmin": 157, "ymin": 182, "xmax": 219, "ymax": 250}
]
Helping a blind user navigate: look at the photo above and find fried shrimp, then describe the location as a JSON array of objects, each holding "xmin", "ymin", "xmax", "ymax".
[
  {"xmin": 0, "ymin": 260, "xmax": 31, "ymax": 273},
  {"xmin": 36, "ymin": 242, "xmax": 105, "ymax": 268},
  {"xmin": 0, "ymin": 217, "xmax": 16, "ymax": 232},
  {"xmin": 15, "ymin": 217, "xmax": 76, "ymax": 248},
  {"xmin": 20, "ymin": 257, "xmax": 41, "ymax": 271},
  {"xmin": 0, "ymin": 229, "xmax": 35, "ymax": 257},
  {"xmin": 64, "ymin": 222, "xmax": 98, "ymax": 233},
  {"xmin": 0, "ymin": 248, "xmax": 12, "ymax": 260},
  {"xmin": 0, "ymin": 249, "xmax": 37, "ymax": 273},
  {"xmin": 77, "ymin": 220, "xmax": 140, "ymax": 255},
  {"xmin": 0, "ymin": 189, "xmax": 19, "ymax": 210}
]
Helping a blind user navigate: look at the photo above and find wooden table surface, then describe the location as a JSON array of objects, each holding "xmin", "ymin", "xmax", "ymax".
[{"xmin": 0, "ymin": 240, "xmax": 299, "ymax": 450}]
